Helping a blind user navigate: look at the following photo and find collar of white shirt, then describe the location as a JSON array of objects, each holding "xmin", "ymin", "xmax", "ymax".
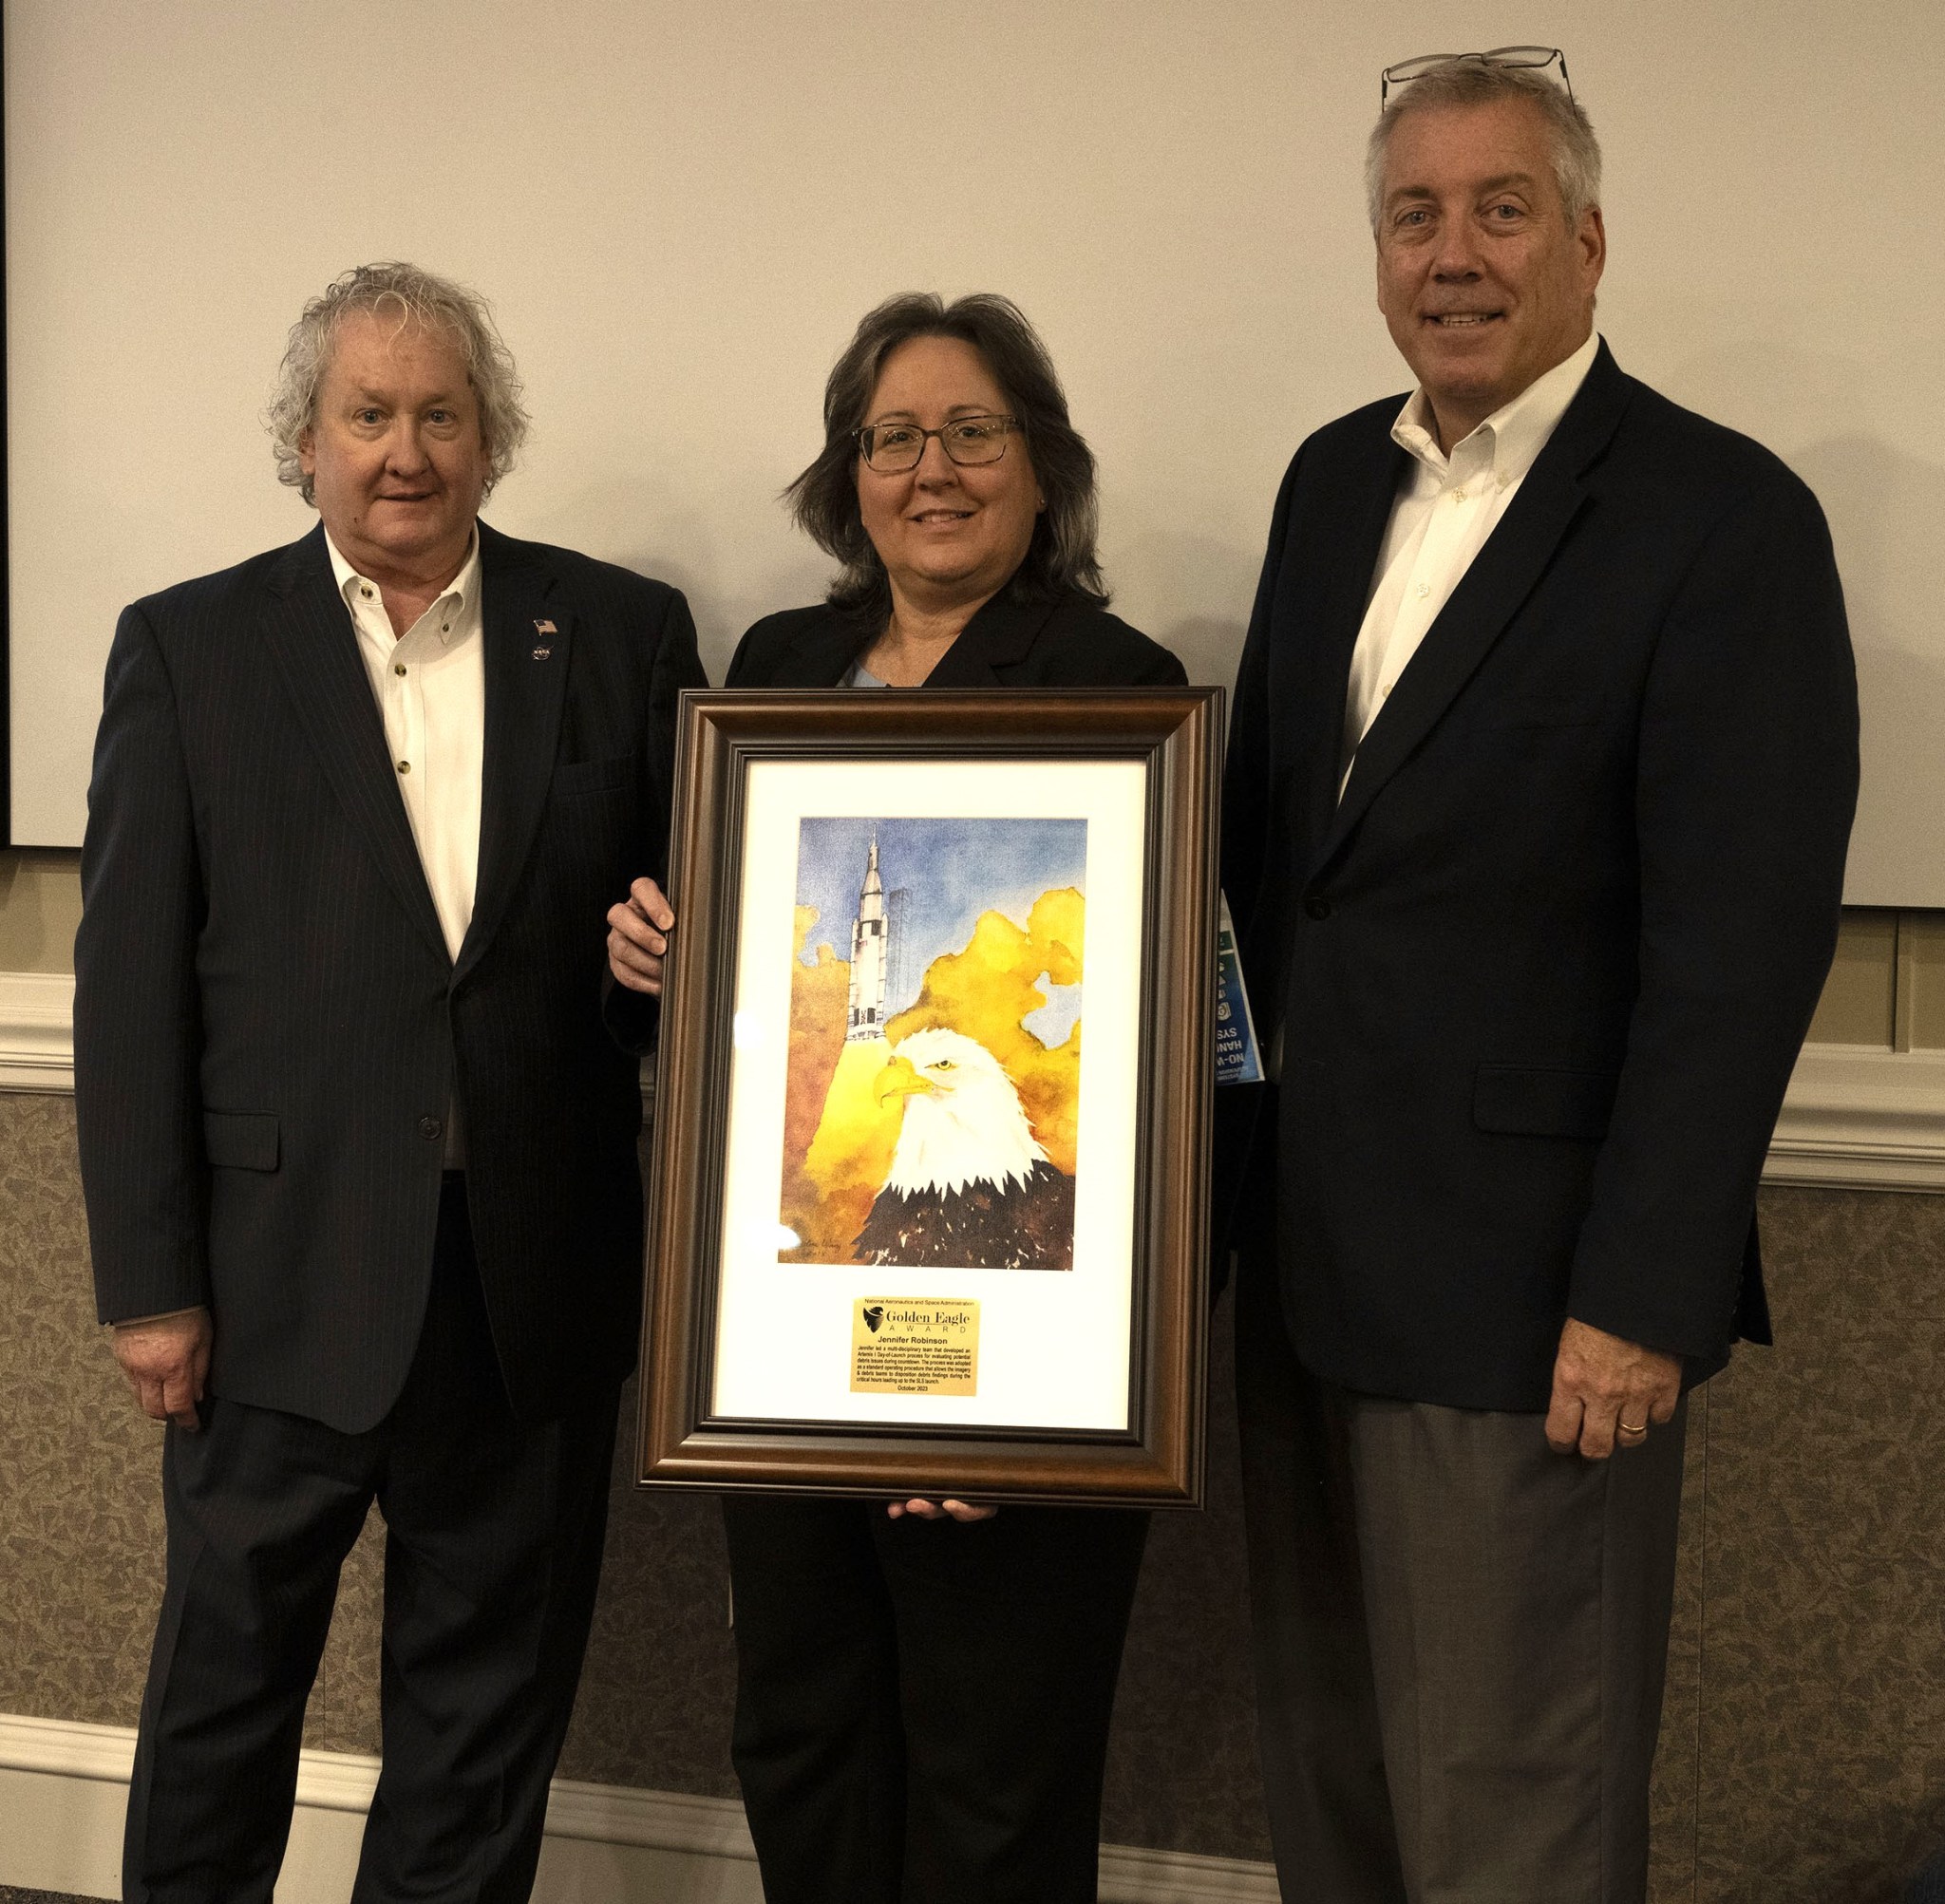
[
  {"xmin": 1389, "ymin": 330, "xmax": 1601, "ymax": 491},
  {"xmin": 323, "ymin": 526, "xmax": 482, "ymax": 646}
]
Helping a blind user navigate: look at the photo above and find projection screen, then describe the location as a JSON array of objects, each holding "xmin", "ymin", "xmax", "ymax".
[{"xmin": 7, "ymin": 0, "xmax": 1941, "ymax": 901}]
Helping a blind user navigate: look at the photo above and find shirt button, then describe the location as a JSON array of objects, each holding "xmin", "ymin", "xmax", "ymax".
[
  {"xmin": 393, "ymin": 664, "xmax": 406, "ymax": 677},
  {"xmin": 397, "ymin": 761, "xmax": 410, "ymax": 775},
  {"xmin": 1415, "ymin": 581, "xmax": 1432, "ymax": 599},
  {"xmin": 419, "ymin": 1116, "xmax": 444, "ymax": 1141},
  {"xmin": 1304, "ymin": 895, "xmax": 1332, "ymax": 921},
  {"xmin": 360, "ymin": 585, "xmax": 374, "ymax": 599},
  {"xmin": 1451, "ymin": 487, "xmax": 1467, "ymax": 503},
  {"xmin": 441, "ymin": 623, "xmax": 450, "ymax": 634}
]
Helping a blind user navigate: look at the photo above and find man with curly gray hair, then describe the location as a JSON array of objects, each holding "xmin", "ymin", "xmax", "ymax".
[
  {"xmin": 266, "ymin": 261, "xmax": 532, "ymax": 505},
  {"xmin": 74, "ymin": 260, "xmax": 704, "ymax": 1900}
]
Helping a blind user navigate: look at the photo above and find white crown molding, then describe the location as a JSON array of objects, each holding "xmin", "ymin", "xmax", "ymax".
[
  {"xmin": 4, "ymin": 972, "xmax": 1940, "ymax": 1190},
  {"xmin": 0, "ymin": 1710, "xmax": 1279, "ymax": 1903},
  {"xmin": 1765, "ymin": 1043, "xmax": 1945, "ymax": 1192},
  {"xmin": 0, "ymin": 971, "xmax": 75, "ymax": 1092}
]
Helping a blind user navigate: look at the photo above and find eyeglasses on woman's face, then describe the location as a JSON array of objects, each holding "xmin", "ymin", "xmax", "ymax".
[{"xmin": 855, "ymin": 414, "xmax": 1019, "ymax": 474}]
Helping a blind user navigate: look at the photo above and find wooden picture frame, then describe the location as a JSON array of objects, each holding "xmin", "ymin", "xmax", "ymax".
[{"xmin": 636, "ymin": 687, "xmax": 1219, "ymax": 1508}]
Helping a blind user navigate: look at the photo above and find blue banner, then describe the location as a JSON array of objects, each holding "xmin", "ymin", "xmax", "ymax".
[{"xmin": 1215, "ymin": 893, "xmax": 1263, "ymax": 1086}]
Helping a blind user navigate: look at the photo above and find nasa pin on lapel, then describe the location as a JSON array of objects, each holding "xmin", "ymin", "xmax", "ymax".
[{"xmin": 532, "ymin": 618, "xmax": 557, "ymax": 660}]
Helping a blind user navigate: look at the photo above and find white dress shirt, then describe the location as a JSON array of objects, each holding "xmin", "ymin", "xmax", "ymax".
[
  {"xmin": 327, "ymin": 530, "xmax": 485, "ymax": 960},
  {"xmin": 1340, "ymin": 330, "xmax": 1600, "ymax": 786},
  {"xmin": 328, "ymin": 528, "xmax": 484, "ymax": 1163}
]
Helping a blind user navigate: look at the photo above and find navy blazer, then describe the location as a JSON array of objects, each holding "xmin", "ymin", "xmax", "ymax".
[
  {"xmin": 74, "ymin": 519, "xmax": 706, "ymax": 1432},
  {"xmin": 1221, "ymin": 344, "xmax": 1859, "ymax": 1411},
  {"xmin": 727, "ymin": 587, "xmax": 1186, "ymax": 690}
]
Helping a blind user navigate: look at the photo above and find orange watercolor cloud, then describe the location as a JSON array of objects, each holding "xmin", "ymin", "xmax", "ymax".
[{"xmin": 886, "ymin": 887, "xmax": 1084, "ymax": 1177}]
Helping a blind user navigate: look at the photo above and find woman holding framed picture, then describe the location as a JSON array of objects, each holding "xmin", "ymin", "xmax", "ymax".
[{"xmin": 609, "ymin": 291, "xmax": 1186, "ymax": 1904}]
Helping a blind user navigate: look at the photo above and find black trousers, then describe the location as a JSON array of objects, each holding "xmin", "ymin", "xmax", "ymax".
[
  {"xmin": 1236, "ymin": 1240, "xmax": 1687, "ymax": 1904},
  {"xmin": 123, "ymin": 1178, "xmax": 618, "ymax": 1904},
  {"xmin": 721, "ymin": 1495, "xmax": 1150, "ymax": 1904}
]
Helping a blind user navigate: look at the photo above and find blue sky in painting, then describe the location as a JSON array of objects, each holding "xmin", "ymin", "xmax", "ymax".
[{"xmin": 795, "ymin": 816, "xmax": 1086, "ymax": 1020}]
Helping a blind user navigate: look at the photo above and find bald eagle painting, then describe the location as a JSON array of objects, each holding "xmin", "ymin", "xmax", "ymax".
[{"xmin": 854, "ymin": 1027, "xmax": 1075, "ymax": 1272}]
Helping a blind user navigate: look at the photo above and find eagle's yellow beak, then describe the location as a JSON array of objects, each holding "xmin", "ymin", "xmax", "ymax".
[{"xmin": 874, "ymin": 1054, "xmax": 933, "ymax": 1107}]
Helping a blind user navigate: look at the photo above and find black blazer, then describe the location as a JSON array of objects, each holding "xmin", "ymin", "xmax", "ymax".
[
  {"xmin": 727, "ymin": 587, "xmax": 1185, "ymax": 690},
  {"xmin": 1221, "ymin": 344, "xmax": 1859, "ymax": 1411},
  {"xmin": 74, "ymin": 520, "xmax": 706, "ymax": 1432}
]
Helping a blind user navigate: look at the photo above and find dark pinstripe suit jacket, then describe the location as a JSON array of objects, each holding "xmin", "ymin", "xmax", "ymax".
[{"xmin": 74, "ymin": 519, "xmax": 705, "ymax": 1432}]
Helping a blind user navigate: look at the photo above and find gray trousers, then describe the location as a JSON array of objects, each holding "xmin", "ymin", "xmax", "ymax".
[{"xmin": 1236, "ymin": 1251, "xmax": 1687, "ymax": 1904}]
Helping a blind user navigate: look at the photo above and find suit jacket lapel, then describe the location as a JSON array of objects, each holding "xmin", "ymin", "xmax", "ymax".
[
  {"xmin": 1291, "ymin": 429, "xmax": 1412, "ymax": 843},
  {"xmin": 258, "ymin": 525, "xmax": 448, "ymax": 961},
  {"xmin": 1313, "ymin": 345, "xmax": 1633, "ymax": 877},
  {"xmin": 458, "ymin": 522, "xmax": 570, "ymax": 980},
  {"xmin": 766, "ymin": 614, "xmax": 872, "ymax": 687},
  {"xmin": 765, "ymin": 592, "xmax": 1053, "ymax": 687},
  {"xmin": 919, "ymin": 594, "xmax": 1052, "ymax": 685}
]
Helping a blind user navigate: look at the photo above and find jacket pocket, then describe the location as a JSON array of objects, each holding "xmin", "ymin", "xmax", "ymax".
[
  {"xmin": 554, "ymin": 752, "xmax": 634, "ymax": 798},
  {"xmin": 203, "ymin": 1110, "xmax": 279, "ymax": 1171},
  {"xmin": 1477, "ymin": 699, "xmax": 1603, "ymax": 729},
  {"xmin": 1473, "ymin": 1065, "xmax": 1618, "ymax": 1141}
]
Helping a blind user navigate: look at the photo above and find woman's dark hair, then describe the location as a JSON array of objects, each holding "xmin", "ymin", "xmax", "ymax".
[{"xmin": 784, "ymin": 292, "xmax": 1108, "ymax": 621}]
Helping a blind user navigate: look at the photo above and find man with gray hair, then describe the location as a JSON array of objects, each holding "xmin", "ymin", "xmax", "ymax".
[
  {"xmin": 1219, "ymin": 51, "xmax": 1857, "ymax": 1899},
  {"xmin": 74, "ymin": 261, "xmax": 703, "ymax": 1900}
]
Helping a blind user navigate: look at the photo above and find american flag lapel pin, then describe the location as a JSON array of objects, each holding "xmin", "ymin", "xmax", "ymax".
[{"xmin": 532, "ymin": 618, "xmax": 557, "ymax": 660}]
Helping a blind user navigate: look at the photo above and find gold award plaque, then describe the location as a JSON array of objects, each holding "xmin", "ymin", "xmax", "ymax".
[{"xmin": 851, "ymin": 1297, "xmax": 980, "ymax": 1397}]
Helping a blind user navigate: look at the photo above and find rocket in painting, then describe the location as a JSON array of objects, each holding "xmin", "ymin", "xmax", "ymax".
[{"xmin": 846, "ymin": 839, "xmax": 888, "ymax": 1042}]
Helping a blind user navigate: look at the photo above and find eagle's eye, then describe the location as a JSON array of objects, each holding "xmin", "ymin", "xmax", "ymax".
[{"xmin": 932, "ymin": 1059, "xmax": 955, "ymax": 1071}]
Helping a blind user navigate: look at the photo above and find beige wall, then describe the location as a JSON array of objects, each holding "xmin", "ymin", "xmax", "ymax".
[
  {"xmin": 1802, "ymin": 910, "xmax": 1945, "ymax": 1049},
  {"xmin": 9, "ymin": 847, "xmax": 1941, "ymax": 1048},
  {"xmin": 0, "ymin": 850, "xmax": 83, "ymax": 974}
]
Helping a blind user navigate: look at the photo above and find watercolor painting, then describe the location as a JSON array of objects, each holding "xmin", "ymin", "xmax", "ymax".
[{"xmin": 778, "ymin": 817, "xmax": 1086, "ymax": 1271}]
